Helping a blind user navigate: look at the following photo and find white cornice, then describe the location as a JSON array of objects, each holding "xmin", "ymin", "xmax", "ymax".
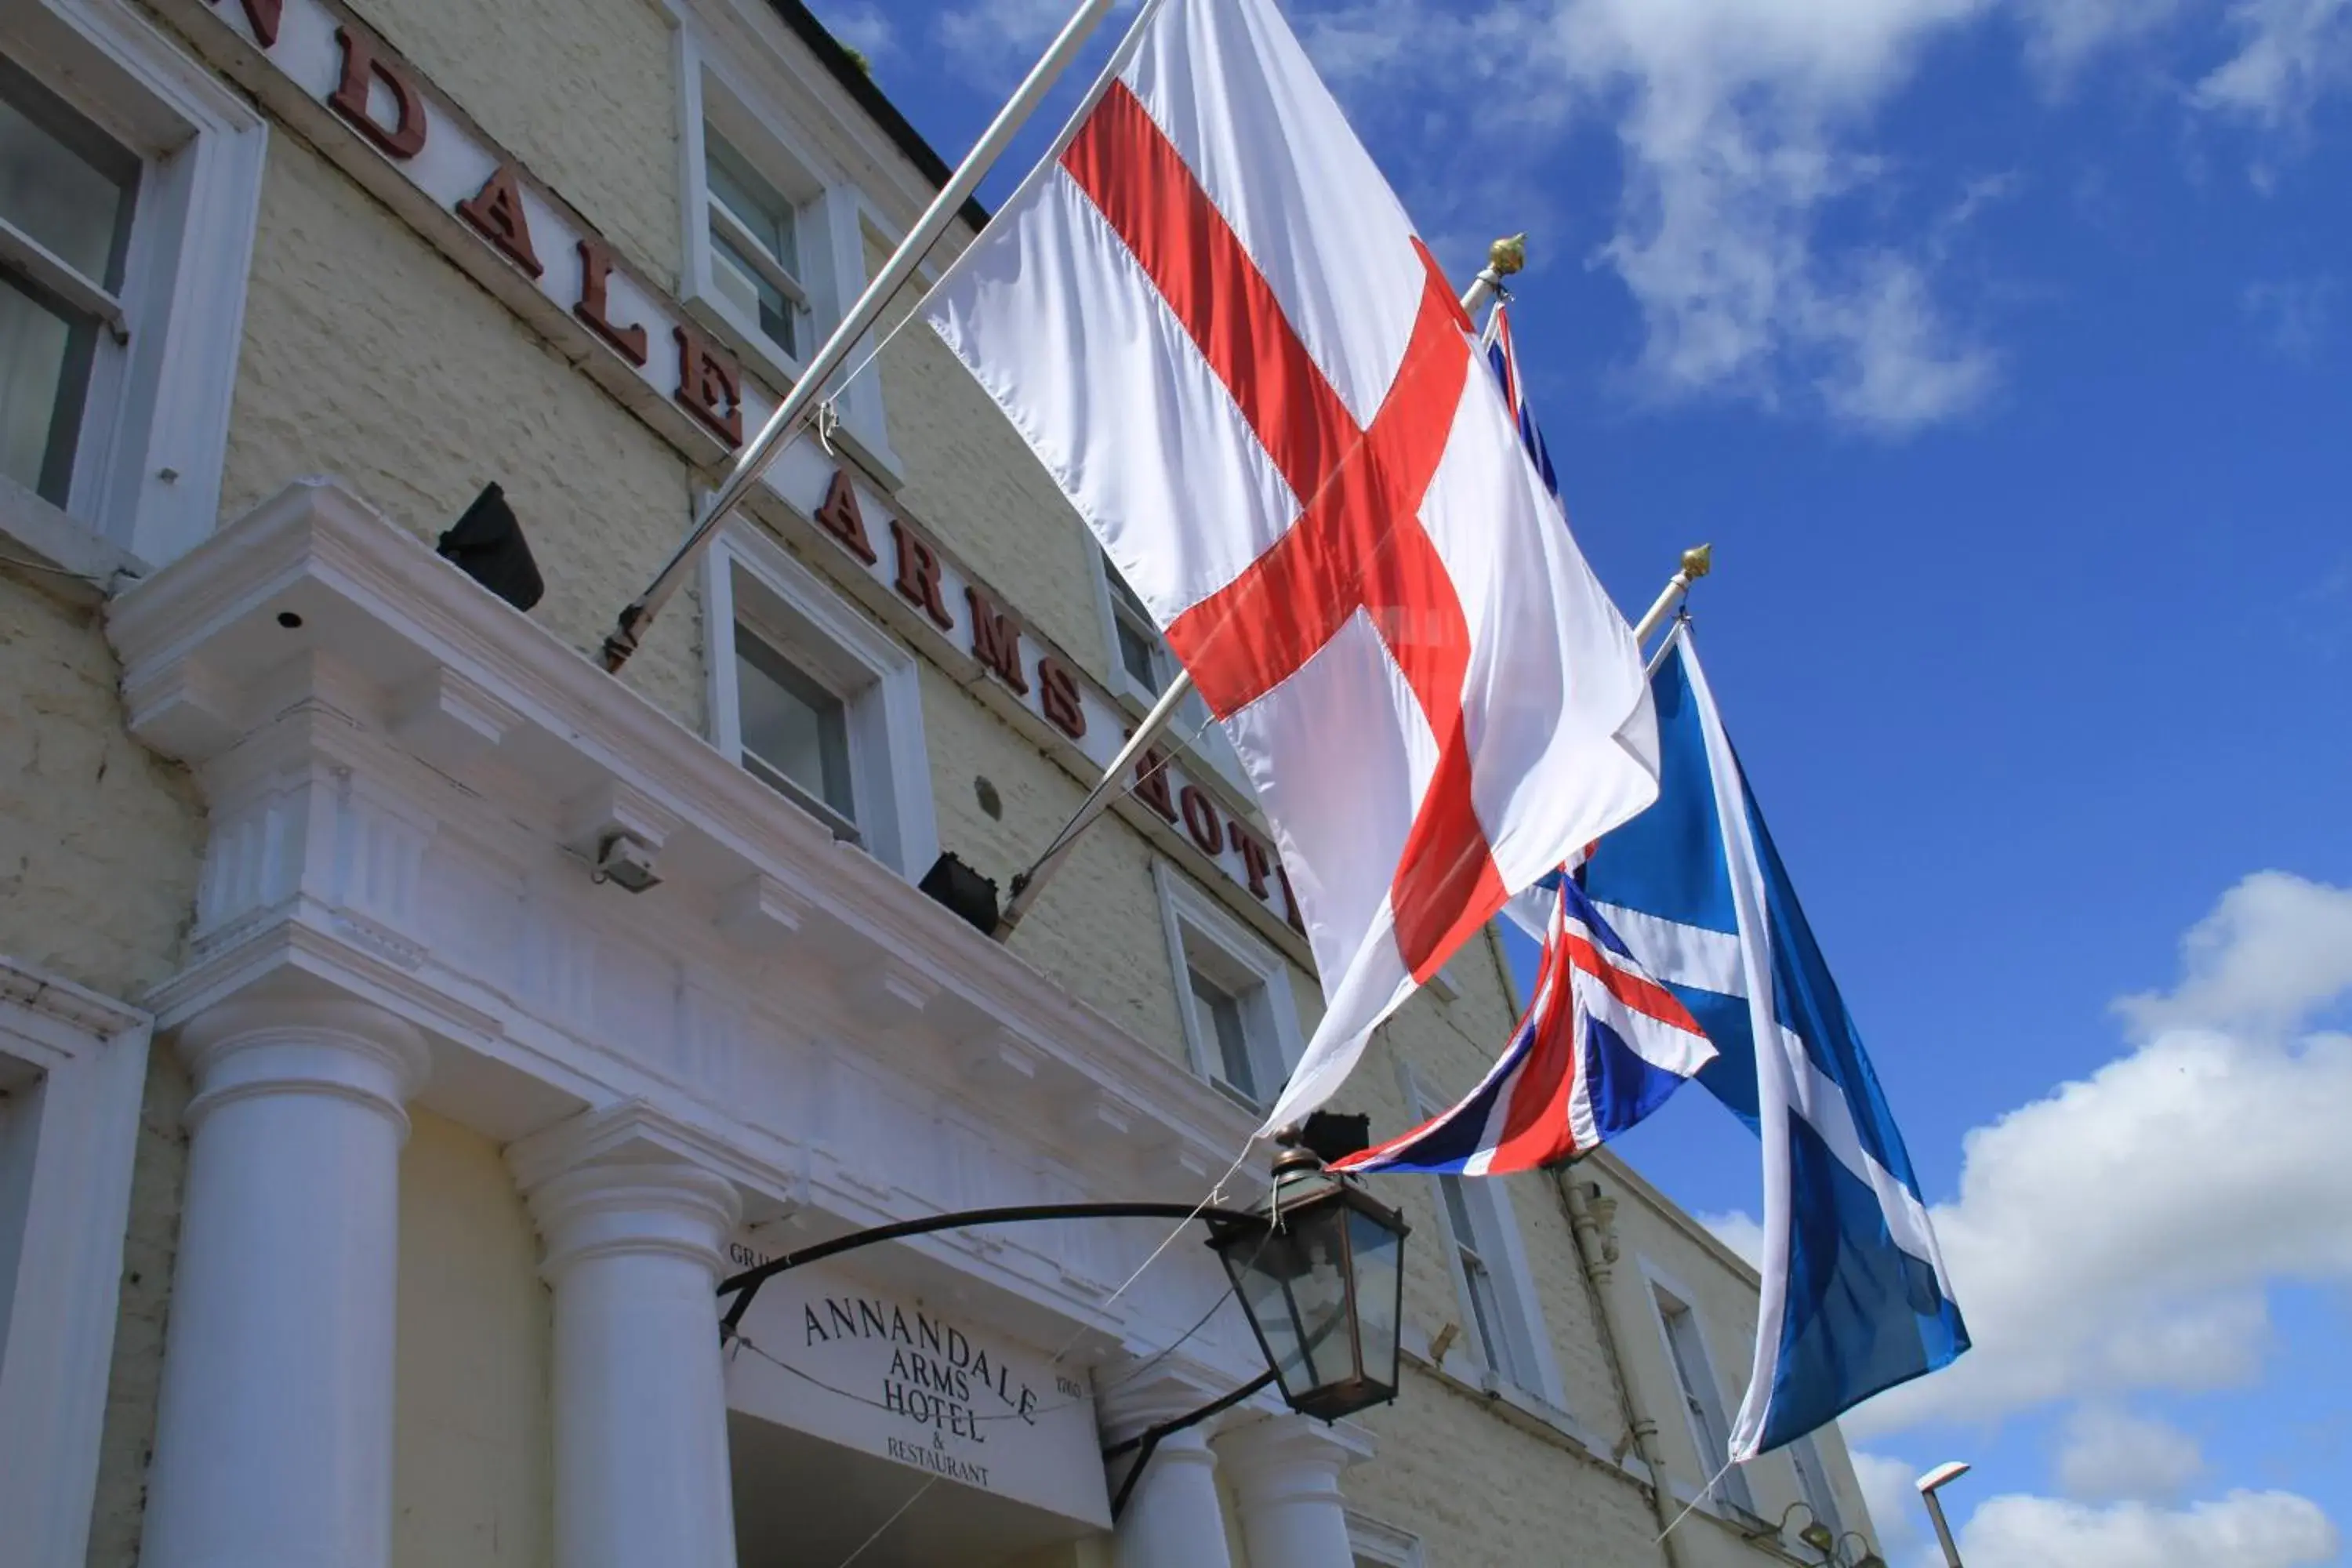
[{"xmin": 107, "ymin": 478, "xmax": 1262, "ymax": 1182}]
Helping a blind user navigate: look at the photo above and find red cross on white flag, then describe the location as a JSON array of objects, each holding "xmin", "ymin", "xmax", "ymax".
[{"xmin": 930, "ymin": 0, "xmax": 1661, "ymax": 1132}]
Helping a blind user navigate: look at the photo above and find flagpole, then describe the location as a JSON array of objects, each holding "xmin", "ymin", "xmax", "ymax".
[
  {"xmin": 598, "ymin": 0, "xmax": 1120, "ymax": 674},
  {"xmin": 991, "ymin": 238, "xmax": 1530, "ymax": 942},
  {"xmin": 1632, "ymin": 543, "xmax": 1714, "ymax": 646}
]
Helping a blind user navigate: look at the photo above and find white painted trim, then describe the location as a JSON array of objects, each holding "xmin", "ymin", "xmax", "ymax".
[
  {"xmin": 0, "ymin": 958, "xmax": 152, "ymax": 1568},
  {"xmin": 1152, "ymin": 859, "xmax": 1302, "ymax": 1112},
  {"xmin": 1345, "ymin": 1510, "xmax": 1426, "ymax": 1568},
  {"xmin": 1637, "ymin": 1253, "xmax": 1759, "ymax": 1515},
  {"xmin": 6, "ymin": 0, "xmax": 266, "ymax": 565},
  {"xmin": 702, "ymin": 518, "xmax": 938, "ymax": 880}
]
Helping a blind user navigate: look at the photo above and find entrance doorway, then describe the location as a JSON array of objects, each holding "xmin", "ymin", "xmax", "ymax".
[{"xmin": 729, "ymin": 1410, "xmax": 1102, "ymax": 1568}]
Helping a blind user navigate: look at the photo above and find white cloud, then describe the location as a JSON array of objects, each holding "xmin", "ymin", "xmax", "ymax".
[
  {"xmin": 936, "ymin": 0, "xmax": 1139, "ymax": 74},
  {"xmin": 1699, "ymin": 1209, "xmax": 1766, "ymax": 1269},
  {"xmin": 1288, "ymin": 0, "xmax": 2352, "ymax": 434},
  {"xmin": 2055, "ymin": 1406, "xmax": 2206, "ymax": 1503},
  {"xmin": 2242, "ymin": 278, "xmax": 2339, "ymax": 361},
  {"xmin": 1849, "ymin": 1450, "xmax": 1931, "ymax": 1555},
  {"xmin": 815, "ymin": 2, "xmax": 896, "ymax": 63},
  {"xmin": 2197, "ymin": 0, "xmax": 2352, "ymax": 128},
  {"xmin": 1960, "ymin": 1490, "xmax": 2341, "ymax": 1567},
  {"xmin": 1847, "ymin": 873, "xmax": 2352, "ymax": 1436}
]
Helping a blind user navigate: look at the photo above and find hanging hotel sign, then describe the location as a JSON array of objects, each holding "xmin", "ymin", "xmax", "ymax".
[
  {"xmin": 172, "ymin": 0, "xmax": 1310, "ymax": 953},
  {"xmin": 723, "ymin": 1242, "xmax": 1111, "ymax": 1528}
]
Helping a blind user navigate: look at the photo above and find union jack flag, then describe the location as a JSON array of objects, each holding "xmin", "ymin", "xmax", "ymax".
[
  {"xmin": 1334, "ymin": 878, "xmax": 1715, "ymax": 1176},
  {"xmin": 1483, "ymin": 303, "xmax": 1559, "ymax": 503}
]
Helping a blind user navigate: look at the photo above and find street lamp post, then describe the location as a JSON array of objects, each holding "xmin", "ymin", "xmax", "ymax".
[{"xmin": 1916, "ymin": 1461, "xmax": 1972, "ymax": 1568}]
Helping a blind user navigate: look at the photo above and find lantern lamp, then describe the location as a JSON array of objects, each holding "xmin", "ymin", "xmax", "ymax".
[{"xmin": 1205, "ymin": 1131, "xmax": 1409, "ymax": 1424}]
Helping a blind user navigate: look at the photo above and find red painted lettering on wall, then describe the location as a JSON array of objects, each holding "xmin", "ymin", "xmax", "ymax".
[
  {"xmin": 1275, "ymin": 866, "xmax": 1308, "ymax": 935},
  {"xmin": 814, "ymin": 468, "xmax": 878, "ymax": 564},
  {"xmin": 673, "ymin": 325, "xmax": 742, "ymax": 445},
  {"xmin": 1131, "ymin": 738, "xmax": 1178, "ymax": 824},
  {"xmin": 1178, "ymin": 785, "xmax": 1224, "ymax": 857},
  {"xmin": 891, "ymin": 520, "xmax": 954, "ymax": 631},
  {"xmin": 1227, "ymin": 822, "xmax": 1276, "ymax": 901},
  {"xmin": 456, "ymin": 163, "xmax": 542, "ymax": 278},
  {"xmin": 210, "ymin": 0, "xmax": 282, "ymax": 48},
  {"xmin": 1039, "ymin": 658, "xmax": 1086, "ymax": 740},
  {"xmin": 964, "ymin": 586, "xmax": 1029, "ymax": 695},
  {"xmin": 573, "ymin": 238, "xmax": 647, "ymax": 366},
  {"xmin": 328, "ymin": 27, "xmax": 427, "ymax": 161}
]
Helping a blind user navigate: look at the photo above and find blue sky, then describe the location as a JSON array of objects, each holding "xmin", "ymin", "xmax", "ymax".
[{"xmin": 808, "ymin": 2, "xmax": 2351, "ymax": 1561}]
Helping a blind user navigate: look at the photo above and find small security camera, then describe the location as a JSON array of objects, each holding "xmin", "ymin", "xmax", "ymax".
[{"xmin": 593, "ymin": 831, "xmax": 662, "ymax": 894}]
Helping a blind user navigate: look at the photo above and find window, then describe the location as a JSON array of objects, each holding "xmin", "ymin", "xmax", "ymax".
[
  {"xmin": 673, "ymin": 28, "xmax": 895, "ymax": 471},
  {"xmin": 1399, "ymin": 1064, "xmax": 1562, "ymax": 1401},
  {"xmin": 1347, "ymin": 1512, "xmax": 1425, "ymax": 1568},
  {"xmin": 1090, "ymin": 548, "xmax": 1251, "ymax": 789},
  {"xmin": 702, "ymin": 125, "xmax": 810, "ymax": 361},
  {"xmin": 702, "ymin": 521, "xmax": 938, "ymax": 880},
  {"xmin": 735, "ymin": 626, "xmax": 858, "ymax": 842},
  {"xmin": 1653, "ymin": 1283, "xmax": 1758, "ymax": 1514},
  {"xmin": 0, "ymin": 2, "xmax": 264, "ymax": 564},
  {"xmin": 1153, "ymin": 862, "xmax": 1302, "ymax": 1112},
  {"xmin": 1790, "ymin": 1436, "xmax": 1844, "ymax": 1541},
  {"xmin": 0, "ymin": 55, "xmax": 136, "ymax": 506},
  {"xmin": 0, "ymin": 956, "xmax": 151, "ymax": 1566}
]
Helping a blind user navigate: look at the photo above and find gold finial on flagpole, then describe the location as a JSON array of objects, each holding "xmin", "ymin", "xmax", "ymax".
[
  {"xmin": 1489, "ymin": 233, "xmax": 1529, "ymax": 277},
  {"xmin": 1681, "ymin": 543, "xmax": 1713, "ymax": 580}
]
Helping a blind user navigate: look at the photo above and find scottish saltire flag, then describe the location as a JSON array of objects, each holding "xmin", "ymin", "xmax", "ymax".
[
  {"xmin": 1581, "ymin": 623, "xmax": 1969, "ymax": 1460},
  {"xmin": 928, "ymin": 0, "xmax": 1658, "ymax": 1134},
  {"xmin": 1483, "ymin": 303, "xmax": 1559, "ymax": 502},
  {"xmin": 1334, "ymin": 878, "xmax": 1713, "ymax": 1177}
]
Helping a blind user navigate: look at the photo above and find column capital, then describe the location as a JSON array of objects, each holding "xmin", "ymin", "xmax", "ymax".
[
  {"xmin": 1212, "ymin": 1411, "xmax": 1375, "ymax": 1497},
  {"xmin": 1096, "ymin": 1362, "xmax": 1250, "ymax": 1447},
  {"xmin": 176, "ymin": 992, "xmax": 430, "ymax": 1137}
]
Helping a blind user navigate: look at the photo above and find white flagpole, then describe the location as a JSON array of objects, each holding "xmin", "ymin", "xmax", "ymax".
[
  {"xmin": 599, "ymin": 0, "xmax": 1120, "ymax": 673},
  {"xmin": 993, "ymin": 237, "xmax": 1534, "ymax": 942},
  {"xmin": 1632, "ymin": 543, "xmax": 1714, "ymax": 646}
]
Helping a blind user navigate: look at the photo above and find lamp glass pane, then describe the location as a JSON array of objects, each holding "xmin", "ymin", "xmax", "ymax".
[{"xmin": 1347, "ymin": 1205, "xmax": 1403, "ymax": 1393}]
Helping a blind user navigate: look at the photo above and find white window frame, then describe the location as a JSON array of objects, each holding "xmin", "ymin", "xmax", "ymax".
[
  {"xmin": 1347, "ymin": 1512, "xmax": 1426, "ymax": 1568},
  {"xmin": 1789, "ymin": 1433, "xmax": 1846, "ymax": 1542},
  {"xmin": 0, "ymin": 0, "xmax": 265, "ymax": 567},
  {"xmin": 0, "ymin": 957, "xmax": 151, "ymax": 1568},
  {"xmin": 1152, "ymin": 860, "xmax": 1302, "ymax": 1112},
  {"xmin": 671, "ymin": 19, "xmax": 896, "ymax": 474},
  {"xmin": 1392, "ymin": 1058, "xmax": 1565, "ymax": 1406},
  {"xmin": 1641, "ymin": 1259, "xmax": 1759, "ymax": 1517},
  {"xmin": 701, "ymin": 517, "xmax": 937, "ymax": 880}
]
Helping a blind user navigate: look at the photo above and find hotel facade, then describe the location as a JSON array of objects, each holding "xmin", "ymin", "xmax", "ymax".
[{"xmin": 0, "ymin": 1, "xmax": 1883, "ymax": 1564}]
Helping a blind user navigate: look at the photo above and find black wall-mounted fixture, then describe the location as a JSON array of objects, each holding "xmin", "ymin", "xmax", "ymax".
[
  {"xmin": 1296, "ymin": 1110, "xmax": 1373, "ymax": 1167},
  {"xmin": 438, "ymin": 483, "xmax": 544, "ymax": 612},
  {"xmin": 920, "ymin": 852, "xmax": 1000, "ymax": 935}
]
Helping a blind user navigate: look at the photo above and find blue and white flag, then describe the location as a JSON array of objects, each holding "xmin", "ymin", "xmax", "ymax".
[
  {"xmin": 1581, "ymin": 622, "xmax": 1969, "ymax": 1460},
  {"xmin": 1483, "ymin": 303, "xmax": 1560, "ymax": 502}
]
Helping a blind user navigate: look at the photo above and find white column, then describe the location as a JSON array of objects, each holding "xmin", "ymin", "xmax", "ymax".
[
  {"xmin": 1214, "ymin": 1414, "xmax": 1372, "ymax": 1568},
  {"xmin": 527, "ymin": 1157, "xmax": 742, "ymax": 1568},
  {"xmin": 1102, "ymin": 1373, "xmax": 1236, "ymax": 1568},
  {"xmin": 142, "ymin": 994, "xmax": 431, "ymax": 1568}
]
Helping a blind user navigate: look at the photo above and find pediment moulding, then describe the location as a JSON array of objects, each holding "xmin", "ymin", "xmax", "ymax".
[{"xmin": 107, "ymin": 479, "xmax": 1258, "ymax": 1209}]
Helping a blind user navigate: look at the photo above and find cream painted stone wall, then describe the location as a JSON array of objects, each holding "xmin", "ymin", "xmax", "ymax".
[
  {"xmin": 393, "ymin": 1112, "xmax": 555, "ymax": 1568},
  {"xmin": 1348, "ymin": 1362, "xmax": 1668, "ymax": 1568},
  {"xmin": 0, "ymin": 572, "xmax": 204, "ymax": 1000},
  {"xmin": 353, "ymin": 0, "xmax": 683, "ymax": 287},
  {"xmin": 221, "ymin": 133, "xmax": 708, "ymax": 730}
]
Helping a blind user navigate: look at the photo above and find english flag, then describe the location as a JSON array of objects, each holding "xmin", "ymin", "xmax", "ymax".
[{"xmin": 927, "ymin": 0, "xmax": 1658, "ymax": 1132}]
